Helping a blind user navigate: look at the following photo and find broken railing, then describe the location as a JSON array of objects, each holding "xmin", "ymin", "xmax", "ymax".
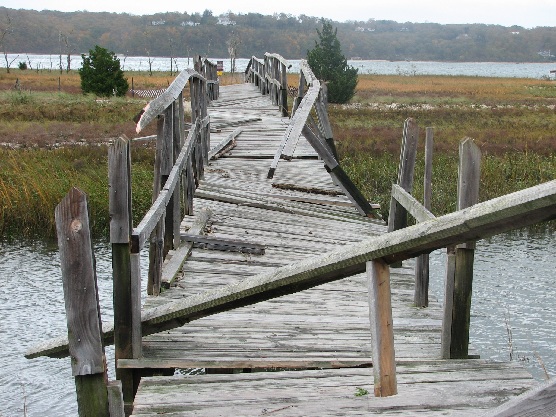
[
  {"xmin": 245, "ymin": 53, "xmax": 288, "ymax": 117},
  {"xmin": 245, "ymin": 55, "xmax": 380, "ymax": 218}
]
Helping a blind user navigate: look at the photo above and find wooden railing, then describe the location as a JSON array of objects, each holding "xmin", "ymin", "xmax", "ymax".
[
  {"xmin": 245, "ymin": 55, "xmax": 381, "ymax": 219},
  {"xmin": 245, "ymin": 53, "xmax": 289, "ymax": 116},
  {"xmin": 110, "ymin": 59, "xmax": 217, "ymax": 411},
  {"xmin": 387, "ymin": 119, "xmax": 483, "ymax": 361}
]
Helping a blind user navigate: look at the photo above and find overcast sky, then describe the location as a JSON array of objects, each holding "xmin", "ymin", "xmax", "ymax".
[{"xmin": 1, "ymin": 0, "xmax": 555, "ymax": 28}]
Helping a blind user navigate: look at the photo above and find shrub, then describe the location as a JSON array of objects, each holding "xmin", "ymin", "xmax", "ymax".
[
  {"xmin": 307, "ymin": 20, "xmax": 358, "ymax": 104},
  {"xmin": 79, "ymin": 45, "xmax": 129, "ymax": 97}
]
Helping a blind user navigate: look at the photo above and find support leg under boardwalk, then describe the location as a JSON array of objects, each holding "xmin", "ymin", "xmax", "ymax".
[{"xmin": 367, "ymin": 259, "xmax": 397, "ymax": 397}]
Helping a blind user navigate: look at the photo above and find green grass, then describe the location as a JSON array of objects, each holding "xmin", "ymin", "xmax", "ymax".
[
  {"xmin": 341, "ymin": 150, "xmax": 556, "ymax": 221},
  {"xmin": 0, "ymin": 145, "xmax": 154, "ymax": 239}
]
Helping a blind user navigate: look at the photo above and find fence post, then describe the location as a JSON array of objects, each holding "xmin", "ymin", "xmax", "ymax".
[
  {"xmin": 388, "ymin": 118, "xmax": 419, "ymax": 267},
  {"xmin": 367, "ymin": 259, "xmax": 397, "ymax": 397},
  {"xmin": 442, "ymin": 138, "xmax": 481, "ymax": 359},
  {"xmin": 147, "ymin": 115, "xmax": 166, "ymax": 296},
  {"xmin": 414, "ymin": 127, "xmax": 433, "ymax": 307},
  {"xmin": 109, "ymin": 137, "xmax": 141, "ymax": 413},
  {"xmin": 55, "ymin": 188, "xmax": 109, "ymax": 417},
  {"xmin": 280, "ymin": 61, "xmax": 288, "ymax": 117},
  {"xmin": 314, "ymin": 84, "xmax": 339, "ymax": 161},
  {"xmin": 292, "ymin": 71, "xmax": 305, "ymax": 116}
]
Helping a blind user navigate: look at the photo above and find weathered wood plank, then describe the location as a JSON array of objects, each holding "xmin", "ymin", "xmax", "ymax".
[{"xmin": 482, "ymin": 379, "xmax": 556, "ymax": 417}]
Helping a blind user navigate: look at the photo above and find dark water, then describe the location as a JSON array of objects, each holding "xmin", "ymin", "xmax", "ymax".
[{"xmin": 0, "ymin": 230, "xmax": 554, "ymax": 416}]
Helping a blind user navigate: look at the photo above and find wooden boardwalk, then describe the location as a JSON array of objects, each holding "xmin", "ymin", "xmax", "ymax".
[{"xmin": 122, "ymin": 83, "xmax": 536, "ymax": 416}]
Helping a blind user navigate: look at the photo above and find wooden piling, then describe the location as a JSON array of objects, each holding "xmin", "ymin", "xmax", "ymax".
[
  {"xmin": 109, "ymin": 137, "xmax": 141, "ymax": 413},
  {"xmin": 367, "ymin": 259, "xmax": 397, "ymax": 397},
  {"xmin": 414, "ymin": 127, "xmax": 433, "ymax": 307},
  {"xmin": 55, "ymin": 188, "xmax": 109, "ymax": 417},
  {"xmin": 442, "ymin": 138, "xmax": 481, "ymax": 359}
]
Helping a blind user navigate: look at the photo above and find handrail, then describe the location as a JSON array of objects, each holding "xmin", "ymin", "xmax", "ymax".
[
  {"xmin": 252, "ymin": 56, "xmax": 378, "ymax": 218},
  {"xmin": 25, "ymin": 179, "xmax": 556, "ymax": 360}
]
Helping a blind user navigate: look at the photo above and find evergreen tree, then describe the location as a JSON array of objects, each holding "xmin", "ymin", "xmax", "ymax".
[
  {"xmin": 79, "ymin": 45, "xmax": 129, "ymax": 97},
  {"xmin": 307, "ymin": 20, "xmax": 358, "ymax": 104}
]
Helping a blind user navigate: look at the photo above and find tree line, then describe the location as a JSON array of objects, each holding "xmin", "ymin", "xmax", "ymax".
[{"xmin": 1, "ymin": 7, "xmax": 555, "ymax": 62}]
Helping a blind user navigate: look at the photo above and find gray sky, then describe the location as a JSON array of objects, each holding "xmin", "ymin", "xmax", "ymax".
[{"xmin": 1, "ymin": 0, "xmax": 555, "ymax": 28}]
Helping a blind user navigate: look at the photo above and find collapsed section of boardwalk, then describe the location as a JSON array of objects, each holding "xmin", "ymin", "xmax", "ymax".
[{"xmin": 25, "ymin": 54, "xmax": 556, "ymax": 416}]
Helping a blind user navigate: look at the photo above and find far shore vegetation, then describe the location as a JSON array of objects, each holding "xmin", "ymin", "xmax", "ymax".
[{"xmin": 0, "ymin": 69, "xmax": 555, "ymax": 239}]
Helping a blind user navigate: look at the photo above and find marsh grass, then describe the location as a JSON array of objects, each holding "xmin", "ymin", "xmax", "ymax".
[
  {"xmin": 0, "ymin": 145, "xmax": 154, "ymax": 239},
  {"xmin": 342, "ymin": 149, "xmax": 556, "ymax": 220},
  {"xmin": 1, "ymin": 71, "xmax": 555, "ymax": 238}
]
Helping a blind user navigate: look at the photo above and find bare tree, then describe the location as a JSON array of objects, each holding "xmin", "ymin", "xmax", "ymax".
[
  {"xmin": 227, "ymin": 31, "xmax": 241, "ymax": 78},
  {"xmin": 0, "ymin": 12, "xmax": 17, "ymax": 73},
  {"xmin": 59, "ymin": 32, "xmax": 75, "ymax": 73}
]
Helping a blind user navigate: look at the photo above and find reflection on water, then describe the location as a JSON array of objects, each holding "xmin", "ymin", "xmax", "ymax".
[
  {"xmin": 429, "ymin": 228, "xmax": 556, "ymax": 380},
  {"xmin": 0, "ymin": 229, "xmax": 554, "ymax": 415}
]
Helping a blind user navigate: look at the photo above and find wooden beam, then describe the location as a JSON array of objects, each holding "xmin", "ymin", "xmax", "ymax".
[
  {"xmin": 181, "ymin": 234, "xmax": 266, "ymax": 255},
  {"xmin": 26, "ymin": 179, "xmax": 556, "ymax": 359},
  {"xmin": 118, "ymin": 358, "xmax": 372, "ymax": 370},
  {"xmin": 391, "ymin": 184, "xmax": 435, "ymax": 223},
  {"xmin": 414, "ymin": 127, "xmax": 434, "ymax": 307},
  {"xmin": 135, "ymin": 69, "xmax": 201, "ymax": 133},
  {"xmin": 388, "ymin": 118, "xmax": 419, "ymax": 233},
  {"xmin": 450, "ymin": 138, "xmax": 482, "ymax": 359},
  {"xmin": 208, "ymin": 127, "xmax": 242, "ymax": 160}
]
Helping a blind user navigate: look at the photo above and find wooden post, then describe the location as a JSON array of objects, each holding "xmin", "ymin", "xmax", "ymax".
[
  {"xmin": 55, "ymin": 188, "xmax": 109, "ymax": 417},
  {"xmin": 414, "ymin": 127, "xmax": 433, "ymax": 307},
  {"xmin": 291, "ymin": 71, "xmax": 305, "ymax": 115},
  {"xmin": 367, "ymin": 259, "xmax": 397, "ymax": 397},
  {"xmin": 172, "ymin": 97, "xmax": 183, "ymax": 249},
  {"xmin": 388, "ymin": 118, "xmax": 419, "ymax": 234},
  {"xmin": 162, "ymin": 105, "xmax": 175, "ymax": 258},
  {"xmin": 443, "ymin": 138, "xmax": 481, "ymax": 359},
  {"xmin": 280, "ymin": 62, "xmax": 288, "ymax": 117},
  {"xmin": 147, "ymin": 115, "xmax": 166, "ymax": 296},
  {"xmin": 109, "ymin": 137, "xmax": 141, "ymax": 412}
]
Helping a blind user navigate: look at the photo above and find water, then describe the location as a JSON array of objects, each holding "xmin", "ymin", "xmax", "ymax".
[
  {"xmin": 429, "ymin": 228, "xmax": 556, "ymax": 380},
  {"xmin": 0, "ymin": 240, "xmax": 149, "ymax": 417},
  {"xmin": 7, "ymin": 54, "xmax": 556, "ymax": 79},
  {"xmin": 0, "ymin": 228, "xmax": 554, "ymax": 416}
]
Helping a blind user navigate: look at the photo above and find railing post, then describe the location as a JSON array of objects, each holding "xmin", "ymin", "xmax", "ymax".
[
  {"xmin": 442, "ymin": 138, "xmax": 481, "ymax": 359},
  {"xmin": 109, "ymin": 137, "xmax": 141, "ymax": 413},
  {"xmin": 56, "ymin": 188, "xmax": 110, "ymax": 417},
  {"xmin": 314, "ymin": 84, "xmax": 339, "ymax": 161},
  {"xmin": 280, "ymin": 61, "xmax": 288, "ymax": 117},
  {"xmin": 388, "ymin": 118, "xmax": 419, "ymax": 233},
  {"xmin": 414, "ymin": 127, "xmax": 434, "ymax": 307},
  {"xmin": 291, "ymin": 71, "xmax": 305, "ymax": 116},
  {"xmin": 367, "ymin": 259, "xmax": 397, "ymax": 397},
  {"xmin": 147, "ymin": 115, "xmax": 166, "ymax": 296},
  {"xmin": 388, "ymin": 118, "xmax": 419, "ymax": 267}
]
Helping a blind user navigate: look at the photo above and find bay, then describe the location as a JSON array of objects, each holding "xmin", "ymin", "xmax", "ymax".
[{"xmin": 5, "ymin": 53, "xmax": 556, "ymax": 79}]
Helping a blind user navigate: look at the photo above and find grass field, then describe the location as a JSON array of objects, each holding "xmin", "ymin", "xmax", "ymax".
[{"xmin": 0, "ymin": 69, "xmax": 555, "ymax": 237}]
